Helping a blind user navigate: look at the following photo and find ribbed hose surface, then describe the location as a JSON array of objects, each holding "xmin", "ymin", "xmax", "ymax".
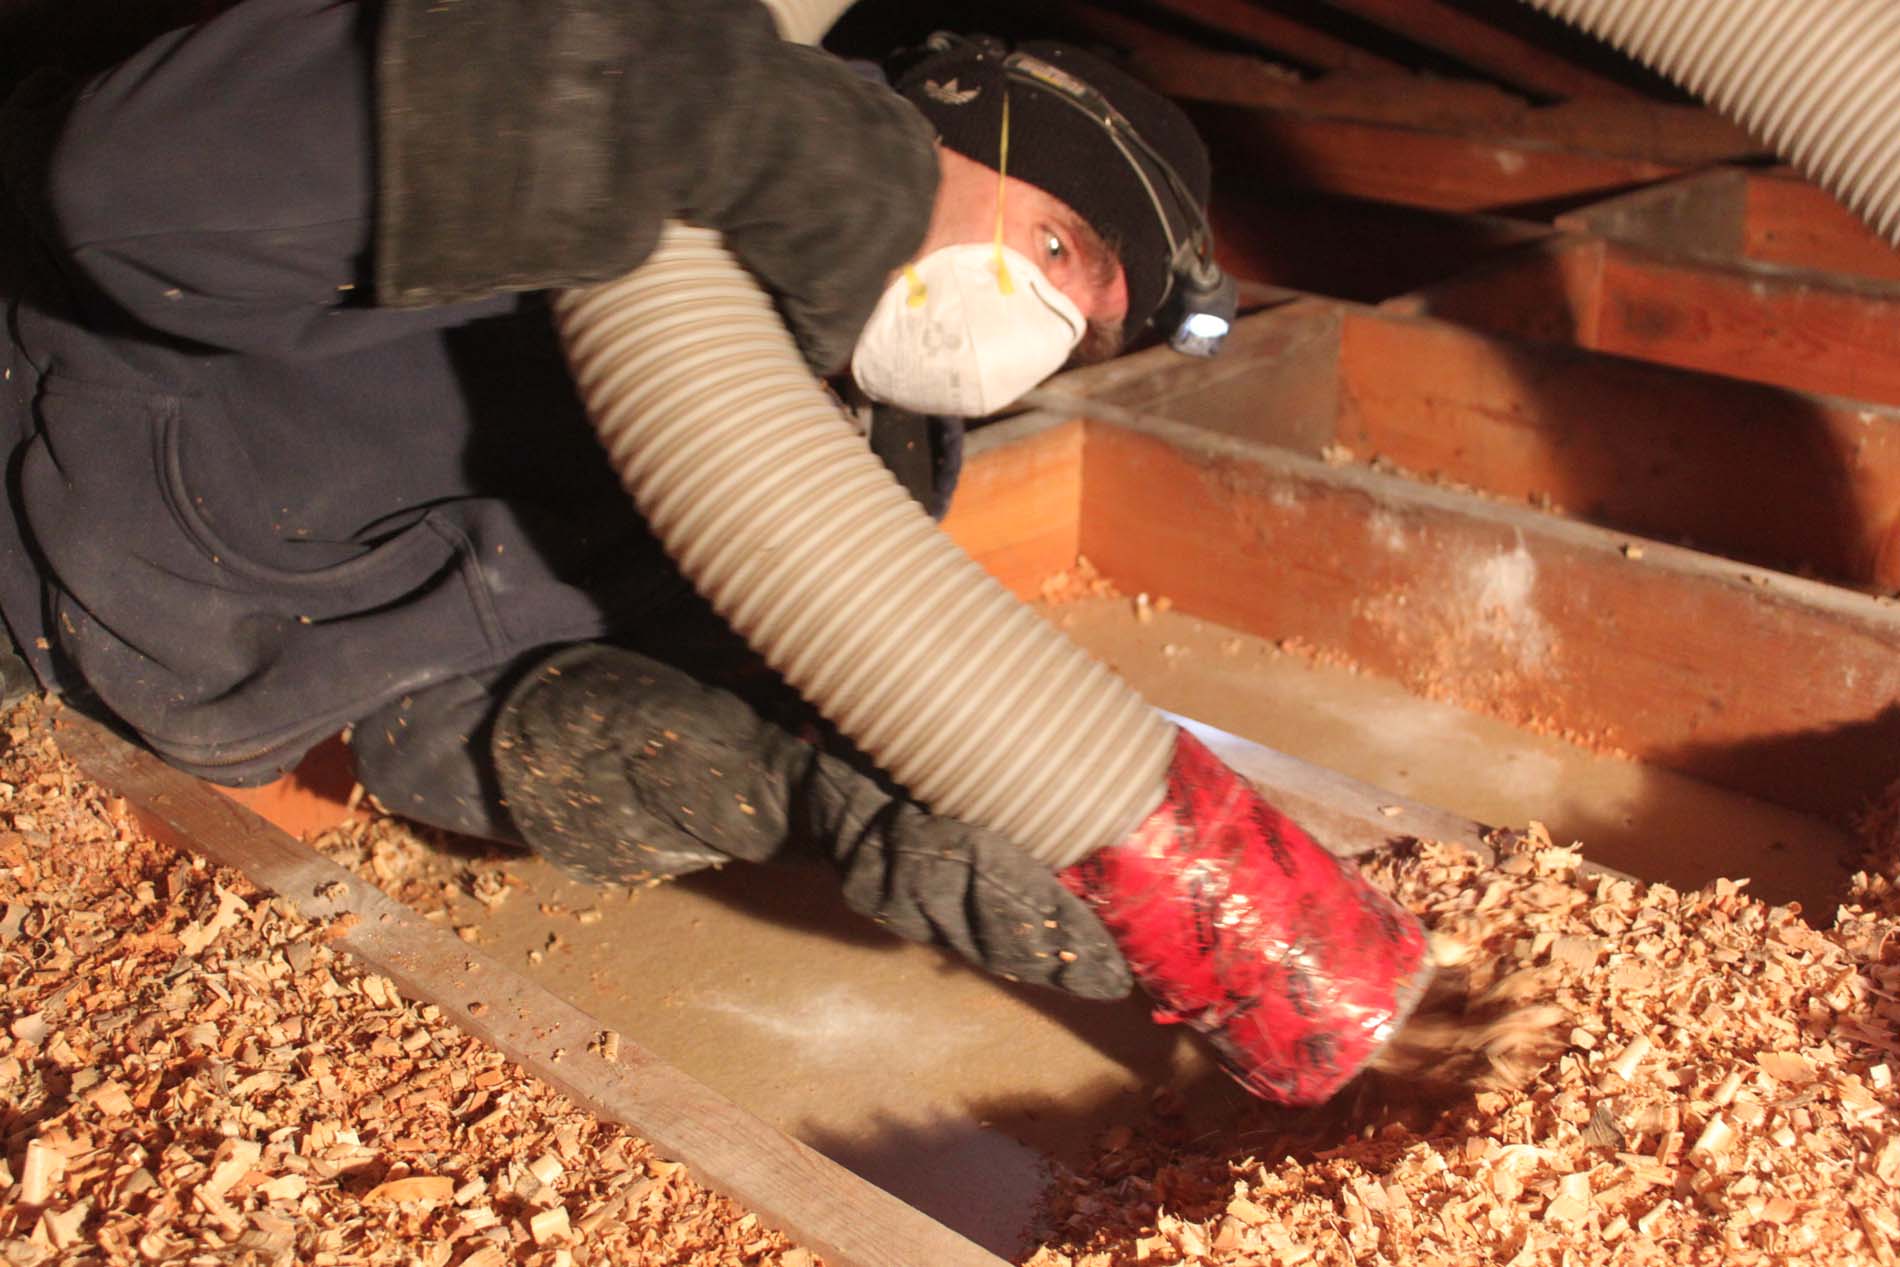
[
  {"xmin": 551, "ymin": 230, "xmax": 1172, "ymax": 867},
  {"xmin": 1523, "ymin": 0, "xmax": 1900, "ymax": 246}
]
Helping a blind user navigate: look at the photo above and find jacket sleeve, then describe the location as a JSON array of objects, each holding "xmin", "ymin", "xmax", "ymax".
[
  {"xmin": 372, "ymin": 0, "xmax": 940, "ymax": 365},
  {"xmin": 374, "ymin": 0, "xmax": 774, "ymax": 306},
  {"xmin": 36, "ymin": 0, "xmax": 495, "ymax": 358}
]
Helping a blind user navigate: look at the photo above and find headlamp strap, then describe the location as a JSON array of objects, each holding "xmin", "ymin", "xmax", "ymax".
[{"xmin": 992, "ymin": 89, "xmax": 1014, "ymax": 295}]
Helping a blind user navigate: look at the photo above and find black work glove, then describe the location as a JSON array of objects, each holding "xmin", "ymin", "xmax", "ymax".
[
  {"xmin": 374, "ymin": 0, "xmax": 939, "ymax": 372},
  {"xmin": 491, "ymin": 643, "xmax": 1132, "ymax": 1001}
]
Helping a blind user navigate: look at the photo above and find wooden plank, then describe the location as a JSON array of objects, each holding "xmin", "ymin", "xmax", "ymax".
[
  {"xmin": 1188, "ymin": 101, "xmax": 1684, "ymax": 214},
  {"xmin": 52, "ymin": 711, "xmax": 1011, "ymax": 1267},
  {"xmin": 1590, "ymin": 242, "xmax": 1900, "ymax": 406},
  {"xmin": 940, "ymin": 414, "xmax": 1084, "ymax": 600},
  {"xmin": 1556, "ymin": 169, "xmax": 1749, "ymax": 262},
  {"xmin": 1207, "ymin": 186, "xmax": 1553, "ymax": 300},
  {"xmin": 1381, "ymin": 235, "xmax": 1604, "ymax": 345},
  {"xmin": 1336, "ymin": 305, "xmax": 1900, "ymax": 587},
  {"xmin": 1317, "ymin": 0, "xmax": 1644, "ymax": 101},
  {"xmin": 1742, "ymin": 171, "xmax": 1900, "ymax": 282},
  {"xmin": 1071, "ymin": 414, "xmax": 1900, "ymax": 822},
  {"xmin": 1139, "ymin": 0, "xmax": 1402, "ymax": 74}
]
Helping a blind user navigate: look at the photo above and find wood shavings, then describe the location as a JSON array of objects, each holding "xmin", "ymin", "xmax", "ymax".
[
  {"xmin": 1028, "ymin": 819, "xmax": 1900, "ymax": 1267},
  {"xmin": 0, "ymin": 697, "xmax": 809, "ymax": 1266},
  {"xmin": 1038, "ymin": 555, "xmax": 1122, "ymax": 605}
]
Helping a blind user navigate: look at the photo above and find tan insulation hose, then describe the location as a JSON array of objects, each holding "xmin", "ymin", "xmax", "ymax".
[
  {"xmin": 552, "ymin": 229, "xmax": 1171, "ymax": 868},
  {"xmin": 543, "ymin": 0, "xmax": 1178, "ymax": 871},
  {"xmin": 1522, "ymin": 0, "xmax": 1900, "ymax": 246}
]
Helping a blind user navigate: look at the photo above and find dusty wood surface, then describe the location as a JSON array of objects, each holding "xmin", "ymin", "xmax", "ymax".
[
  {"xmin": 1555, "ymin": 170, "xmax": 1749, "ymax": 264},
  {"xmin": 53, "ymin": 710, "xmax": 1011, "ymax": 1267}
]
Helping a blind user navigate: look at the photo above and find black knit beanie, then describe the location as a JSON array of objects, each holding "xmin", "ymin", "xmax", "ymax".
[{"xmin": 889, "ymin": 35, "xmax": 1210, "ymax": 335}]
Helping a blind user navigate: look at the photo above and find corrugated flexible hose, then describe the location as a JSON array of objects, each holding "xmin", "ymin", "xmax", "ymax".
[
  {"xmin": 1523, "ymin": 0, "xmax": 1900, "ymax": 247},
  {"xmin": 553, "ymin": 233, "xmax": 1170, "ymax": 868}
]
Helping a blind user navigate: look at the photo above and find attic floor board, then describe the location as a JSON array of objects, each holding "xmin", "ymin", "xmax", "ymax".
[{"xmin": 385, "ymin": 601, "xmax": 1855, "ymax": 1258}]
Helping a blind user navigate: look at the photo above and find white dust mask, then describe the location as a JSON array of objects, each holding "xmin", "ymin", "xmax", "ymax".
[{"xmin": 850, "ymin": 242, "xmax": 1085, "ymax": 417}]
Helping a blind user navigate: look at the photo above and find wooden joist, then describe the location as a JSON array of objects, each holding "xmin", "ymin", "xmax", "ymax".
[
  {"xmin": 1135, "ymin": 0, "xmax": 1401, "ymax": 74},
  {"xmin": 1189, "ymin": 101, "xmax": 1688, "ymax": 217},
  {"xmin": 1393, "ymin": 234, "xmax": 1900, "ymax": 409},
  {"xmin": 983, "ymin": 379, "xmax": 1900, "ymax": 825},
  {"xmin": 1316, "ymin": 0, "xmax": 1645, "ymax": 102},
  {"xmin": 1557, "ymin": 167, "xmax": 1900, "ymax": 283},
  {"xmin": 1041, "ymin": 297, "xmax": 1900, "ymax": 588},
  {"xmin": 53, "ymin": 711, "xmax": 1011, "ymax": 1267},
  {"xmin": 1072, "ymin": 412, "xmax": 1900, "ymax": 823}
]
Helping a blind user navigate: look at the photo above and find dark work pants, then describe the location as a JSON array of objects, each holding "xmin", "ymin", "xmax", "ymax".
[{"xmin": 0, "ymin": 0, "xmax": 694, "ymax": 838}]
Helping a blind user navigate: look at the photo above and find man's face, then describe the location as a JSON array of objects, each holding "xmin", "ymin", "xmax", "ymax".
[{"xmin": 908, "ymin": 146, "xmax": 1129, "ymax": 365}]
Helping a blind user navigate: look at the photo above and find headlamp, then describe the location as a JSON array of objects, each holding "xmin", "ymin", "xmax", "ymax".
[
  {"xmin": 1161, "ymin": 254, "xmax": 1238, "ymax": 358},
  {"xmin": 996, "ymin": 48, "xmax": 1237, "ymax": 360}
]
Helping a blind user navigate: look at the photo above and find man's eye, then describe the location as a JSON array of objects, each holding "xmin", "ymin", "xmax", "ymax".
[{"xmin": 1041, "ymin": 230, "xmax": 1066, "ymax": 263}]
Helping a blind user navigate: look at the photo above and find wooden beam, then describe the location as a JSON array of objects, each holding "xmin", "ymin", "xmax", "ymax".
[
  {"xmin": 941, "ymin": 414, "xmax": 1085, "ymax": 599},
  {"xmin": 1742, "ymin": 172, "xmax": 1900, "ymax": 281},
  {"xmin": 1316, "ymin": 0, "xmax": 1644, "ymax": 101},
  {"xmin": 1188, "ymin": 101, "xmax": 1684, "ymax": 214},
  {"xmin": 1053, "ymin": 296, "xmax": 1900, "ymax": 588},
  {"xmin": 1339, "ymin": 303, "xmax": 1900, "ymax": 588},
  {"xmin": 1587, "ymin": 242, "xmax": 1900, "ymax": 407},
  {"xmin": 1558, "ymin": 166, "xmax": 1900, "ymax": 288},
  {"xmin": 1067, "ymin": 412, "xmax": 1900, "ymax": 823},
  {"xmin": 1135, "ymin": 0, "xmax": 1402, "ymax": 74},
  {"xmin": 53, "ymin": 711, "xmax": 1011, "ymax": 1267}
]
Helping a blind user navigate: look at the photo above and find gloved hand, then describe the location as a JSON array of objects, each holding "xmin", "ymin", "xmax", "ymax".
[
  {"xmin": 374, "ymin": 0, "xmax": 940, "ymax": 372},
  {"xmin": 490, "ymin": 643, "xmax": 1133, "ymax": 1001}
]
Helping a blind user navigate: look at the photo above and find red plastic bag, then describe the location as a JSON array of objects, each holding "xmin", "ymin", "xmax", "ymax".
[{"xmin": 1061, "ymin": 728, "xmax": 1432, "ymax": 1104}]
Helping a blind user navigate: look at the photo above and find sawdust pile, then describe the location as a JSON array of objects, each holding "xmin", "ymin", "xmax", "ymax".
[
  {"xmin": 0, "ymin": 700, "xmax": 806, "ymax": 1267},
  {"xmin": 1029, "ymin": 824, "xmax": 1900, "ymax": 1267}
]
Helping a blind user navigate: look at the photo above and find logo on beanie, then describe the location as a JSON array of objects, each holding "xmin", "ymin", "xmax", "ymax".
[{"xmin": 923, "ymin": 77, "xmax": 981, "ymax": 106}]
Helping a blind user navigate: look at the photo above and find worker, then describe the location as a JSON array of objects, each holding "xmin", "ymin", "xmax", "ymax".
[{"xmin": 0, "ymin": 0, "xmax": 1228, "ymax": 1003}]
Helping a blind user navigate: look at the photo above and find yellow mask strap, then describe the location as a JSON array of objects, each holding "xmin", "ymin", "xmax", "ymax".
[
  {"xmin": 992, "ymin": 89, "xmax": 1013, "ymax": 295},
  {"xmin": 903, "ymin": 264, "xmax": 926, "ymax": 308}
]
